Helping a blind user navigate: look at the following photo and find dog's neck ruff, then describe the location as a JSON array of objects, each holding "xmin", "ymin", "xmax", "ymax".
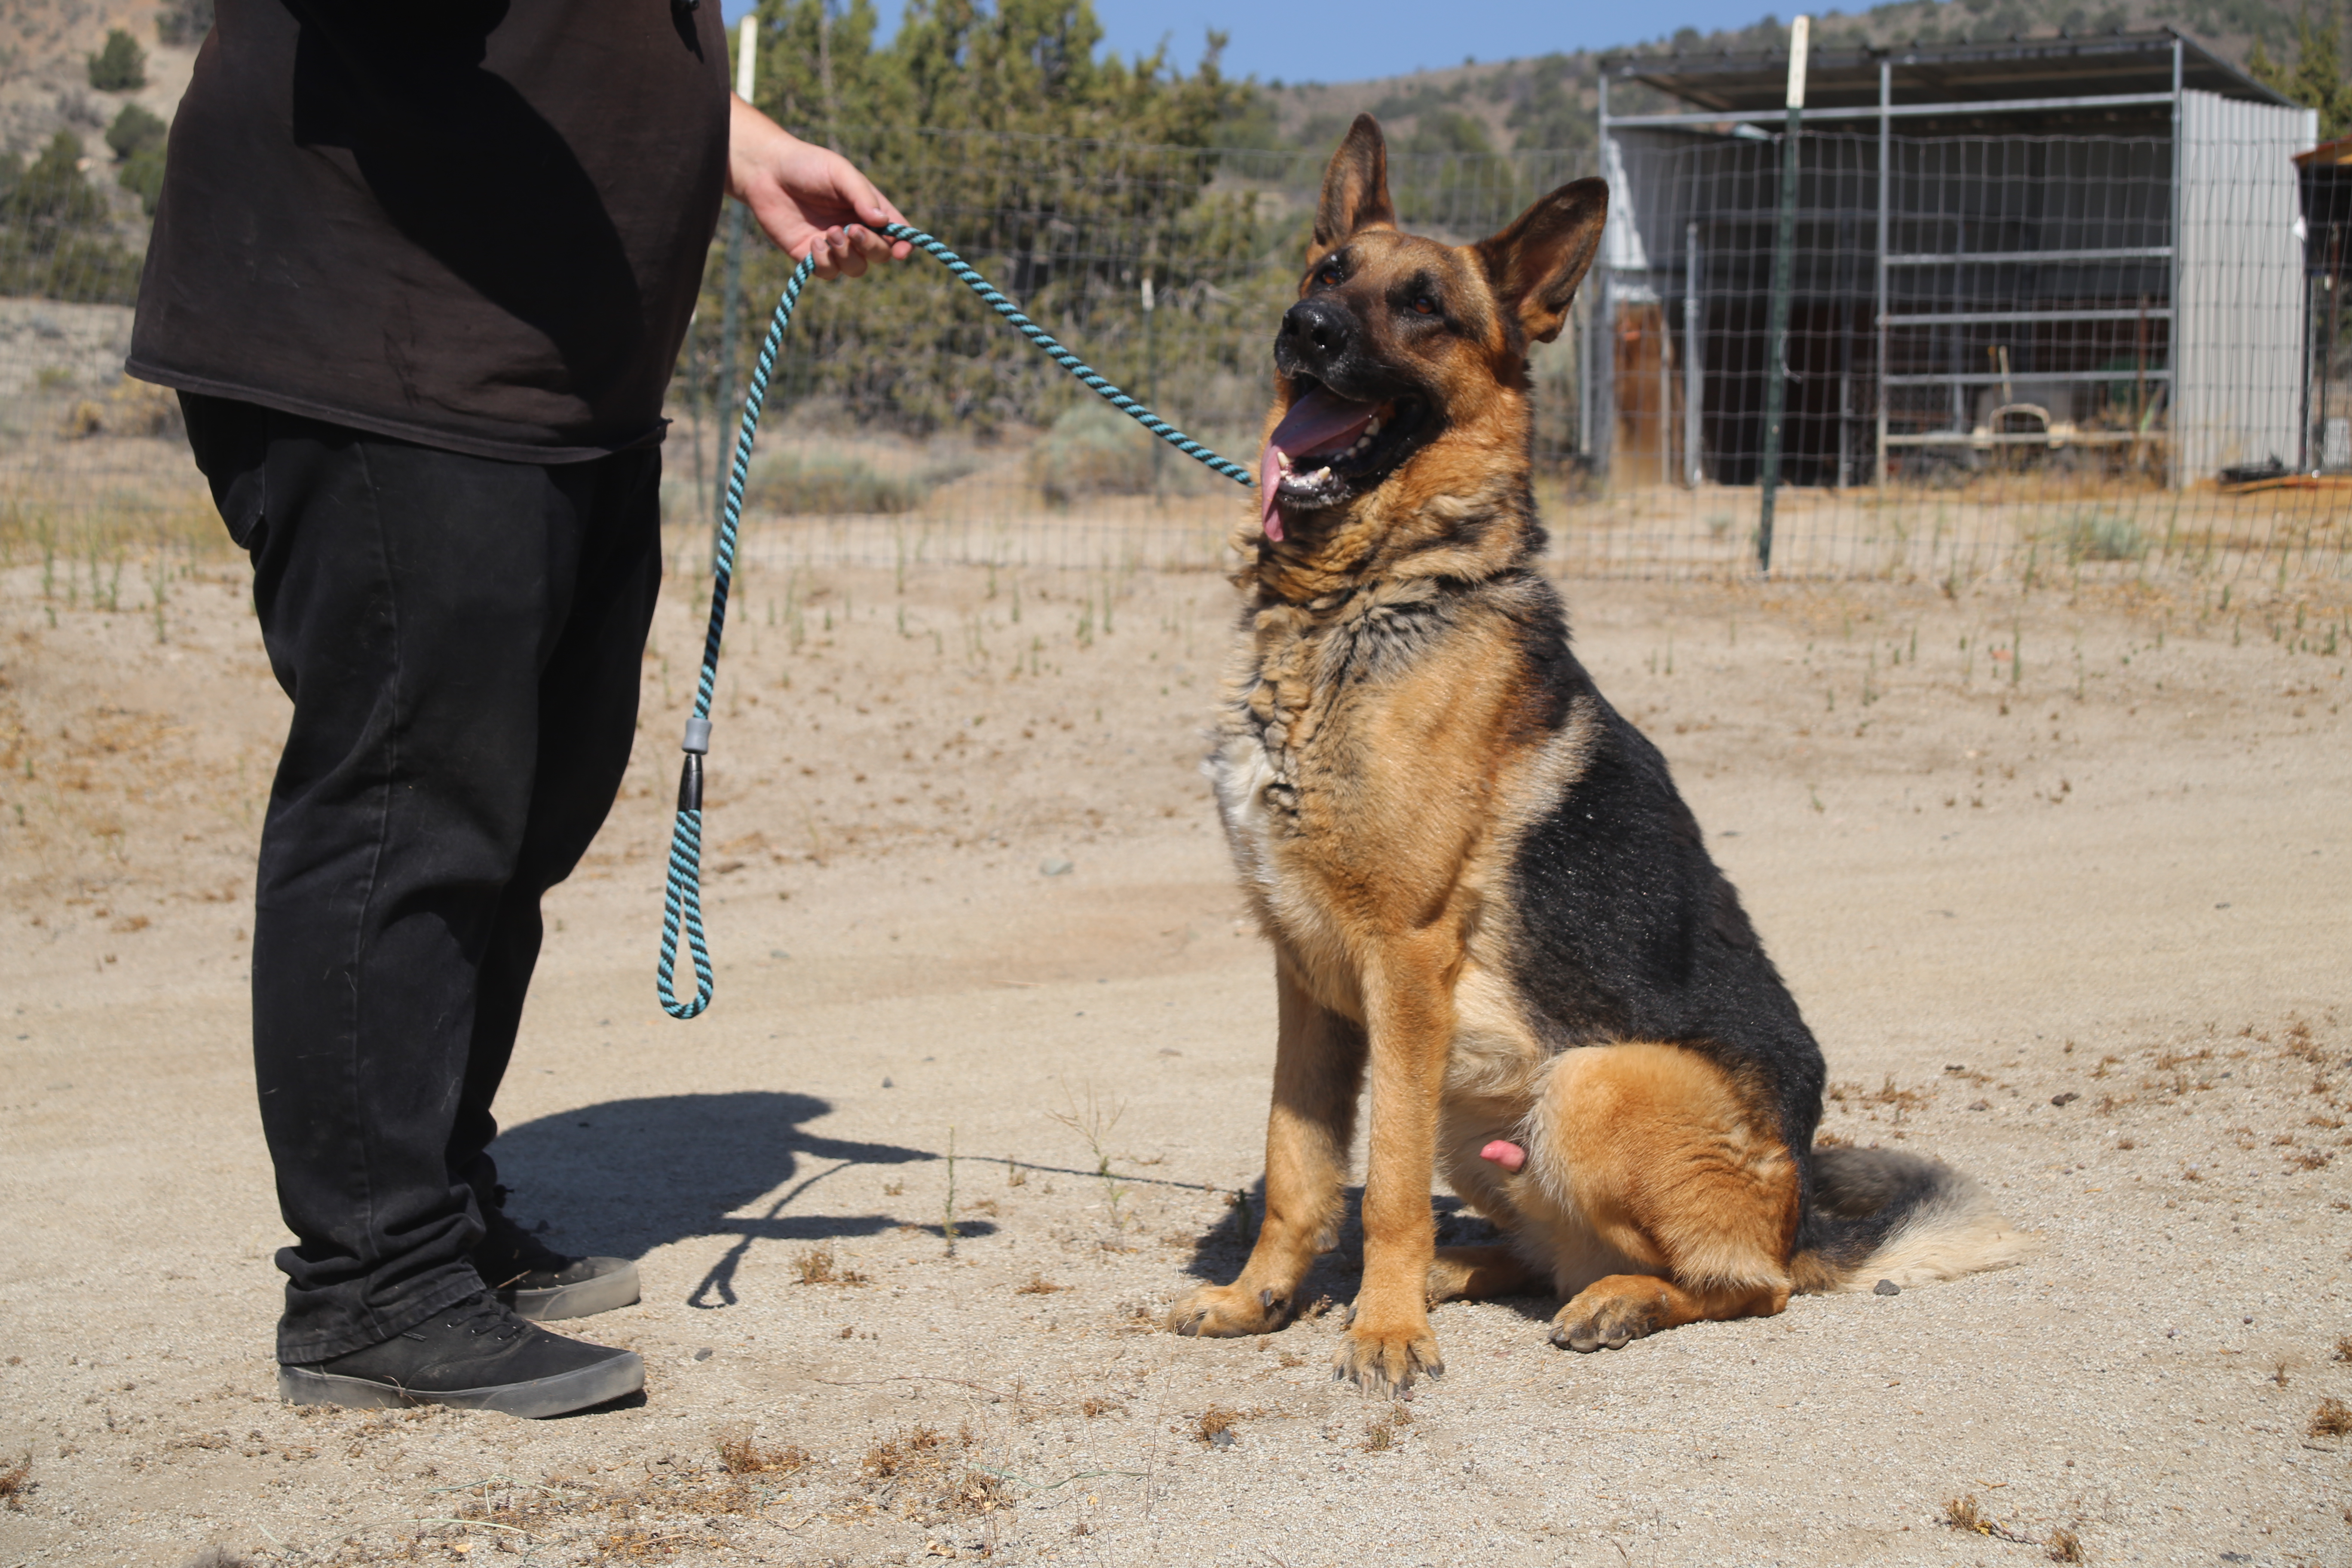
[{"xmin": 1237, "ymin": 477, "xmax": 1537, "ymax": 615}]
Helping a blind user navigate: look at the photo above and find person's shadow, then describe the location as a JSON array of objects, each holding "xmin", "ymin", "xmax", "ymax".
[{"xmin": 486, "ymin": 1092, "xmax": 982, "ymax": 1310}]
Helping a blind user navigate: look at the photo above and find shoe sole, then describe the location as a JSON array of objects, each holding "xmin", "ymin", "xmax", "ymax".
[
  {"xmin": 501, "ymin": 1259, "xmax": 641, "ymax": 1322},
  {"xmin": 278, "ymin": 1349, "xmax": 643, "ymax": 1418}
]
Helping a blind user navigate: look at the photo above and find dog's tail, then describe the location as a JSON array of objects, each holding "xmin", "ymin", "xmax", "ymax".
[{"xmin": 1789, "ymin": 1145, "xmax": 2043, "ymax": 1294}]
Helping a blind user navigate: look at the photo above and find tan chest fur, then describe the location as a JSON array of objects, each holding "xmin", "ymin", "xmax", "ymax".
[{"xmin": 1208, "ymin": 577, "xmax": 1600, "ymax": 1124}]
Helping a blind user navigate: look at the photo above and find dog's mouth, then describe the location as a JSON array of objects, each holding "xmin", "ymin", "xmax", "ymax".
[{"xmin": 1259, "ymin": 381, "xmax": 1428, "ymax": 542}]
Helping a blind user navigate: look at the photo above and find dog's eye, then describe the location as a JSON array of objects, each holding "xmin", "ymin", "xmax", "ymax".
[
  {"xmin": 1317, "ymin": 262, "xmax": 1343, "ymax": 286},
  {"xmin": 1410, "ymin": 294, "xmax": 1439, "ymax": 316}
]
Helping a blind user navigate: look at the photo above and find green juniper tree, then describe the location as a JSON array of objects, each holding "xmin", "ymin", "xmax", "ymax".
[
  {"xmin": 2249, "ymin": 5, "xmax": 2352, "ymax": 140},
  {"xmin": 88, "ymin": 28, "xmax": 147, "ymax": 91}
]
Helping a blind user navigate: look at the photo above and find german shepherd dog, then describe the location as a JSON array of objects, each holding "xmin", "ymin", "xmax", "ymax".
[{"xmin": 1168, "ymin": 116, "xmax": 2038, "ymax": 1395}]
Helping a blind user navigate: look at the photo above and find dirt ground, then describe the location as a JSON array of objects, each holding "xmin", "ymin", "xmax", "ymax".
[{"xmin": 1, "ymin": 520, "xmax": 2349, "ymax": 1568}]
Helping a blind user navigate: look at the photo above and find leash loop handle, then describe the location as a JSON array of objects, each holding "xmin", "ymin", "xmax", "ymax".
[{"xmin": 655, "ymin": 223, "xmax": 1254, "ymax": 1019}]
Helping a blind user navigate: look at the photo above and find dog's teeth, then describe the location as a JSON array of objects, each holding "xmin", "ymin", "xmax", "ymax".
[
  {"xmin": 1365, "ymin": 418, "xmax": 1382, "ymax": 436},
  {"xmin": 1307, "ymin": 466, "xmax": 1330, "ymax": 483},
  {"xmin": 1277, "ymin": 452, "xmax": 1294, "ymax": 472}
]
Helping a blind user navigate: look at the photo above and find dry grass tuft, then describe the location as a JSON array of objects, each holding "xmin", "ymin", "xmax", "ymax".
[
  {"xmin": 1360, "ymin": 1403, "xmax": 1414, "ymax": 1452},
  {"xmin": 2334, "ymin": 1334, "xmax": 2352, "ymax": 1364},
  {"xmin": 180, "ymin": 1549, "xmax": 251, "ymax": 1568},
  {"xmin": 851, "ymin": 1423, "xmax": 1003, "ymax": 1519},
  {"xmin": 1193, "ymin": 1405, "xmax": 1245, "ymax": 1445},
  {"xmin": 1078, "ymin": 1396, "xmax": 1124, "ymax": 1418},
  {"xmin": 1015, "ymin": 1274, "xmax": 1069, "ymax": 1295},
  {"xmin": 717, "ymin": 1433, "xmax": 812, "ymax": 1476},
  {"xmin": 863, "ymin": 1425, "xmax": 950, "ymax": 1479},
  {"xmin": 2046, "ymin": 1525, "xmax": 2086, "ymax": 1562},
  {"xmin": 2310, "ymin": 1397, "xmax": 2352, "ymax": 1439},
  {"xmin": 0, "ymin": 1453, "xmax": 30, "ymax": 1511},
  {"xmin": 1942, "ymin": 1492, "xmax": 2043, "ymax": 1545},
  {"xmin": 792, "ymin": 1246, "xmax": 870, "ymax": 1286}
]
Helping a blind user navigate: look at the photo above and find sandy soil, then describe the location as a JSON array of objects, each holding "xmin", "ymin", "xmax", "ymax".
[{"xmin": 1, "ymin": 525, "xmax": 2349, "ymax": 1568}]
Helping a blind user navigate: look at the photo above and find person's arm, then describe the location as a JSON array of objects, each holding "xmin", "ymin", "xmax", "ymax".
[{"xmin": 728, "ymin": 95, "xmax": 911, "ymax": 280}]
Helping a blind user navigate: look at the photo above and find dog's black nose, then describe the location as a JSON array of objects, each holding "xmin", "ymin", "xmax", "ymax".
[{"xmin": 1280, "ymin": 298, "xmax": 1354, "ymax": 363}]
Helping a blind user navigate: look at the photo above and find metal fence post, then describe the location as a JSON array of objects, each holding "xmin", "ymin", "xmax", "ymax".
[
  {"xmin": 1684, "ymin": 219, "xmax": 1703, "ymax": 487},
  {"xmin": 1757, "ymin": 15, "xmax": 1810, "ymax": 573},
  {"xmin": 1874, "ymin": 57, "xmax": 1890, "ymax": 488}
]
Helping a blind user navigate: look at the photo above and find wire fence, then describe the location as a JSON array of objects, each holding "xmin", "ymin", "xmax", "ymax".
[{"xmin": 1, "ymin": 124, "xmax": 2345, "ymax": 589}]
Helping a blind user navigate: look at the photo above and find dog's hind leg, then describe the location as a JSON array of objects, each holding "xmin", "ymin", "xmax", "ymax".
[
  {"xmin": 1551, "ymin": 1274, "xmax": 1788, "ymax": 1351},
  {"xmin": 1168, "ymin": 957, "xmax": 1365, "ymax": 1338},
  {"xmin": 1527, "ymin": 1041, "xmax": 1800, "ymax": 1353},
  {"xmin": 1426, "ymin": 1246, "xmax": 1542, "ymax": 1304}
]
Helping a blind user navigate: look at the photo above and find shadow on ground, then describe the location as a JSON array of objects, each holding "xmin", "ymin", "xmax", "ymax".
[
  {"xmin": 486, "ymin": 1091, "xmax": 982, "ymax": 1308},
  {"xmin": 1179, "ymin": 1184, "xmax": 1551, "ymax": 1320}
]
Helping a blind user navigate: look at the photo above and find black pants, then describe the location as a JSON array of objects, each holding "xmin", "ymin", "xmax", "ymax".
[{"xmin": 181, "ymin": 394, "xmax": 663, "ymax": 1363}]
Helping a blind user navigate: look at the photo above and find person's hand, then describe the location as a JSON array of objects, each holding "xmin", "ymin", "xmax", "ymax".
[{"xmin": 727, "ymin": 96, "xmax": 912, "ymax": 280}]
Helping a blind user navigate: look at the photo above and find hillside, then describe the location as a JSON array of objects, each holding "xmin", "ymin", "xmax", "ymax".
[{"xmin": 1250, "ymin": 0, "xmax": 2336, "ymax": 161}]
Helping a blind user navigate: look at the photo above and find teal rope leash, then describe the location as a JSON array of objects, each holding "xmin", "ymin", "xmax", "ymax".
[{"xmin": 656, "ymin": 221, "xmax": 1256, "ymax": 1019}]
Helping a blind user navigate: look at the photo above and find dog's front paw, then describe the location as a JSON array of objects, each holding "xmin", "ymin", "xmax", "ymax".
[
  {"xmin": 1166, "ymin": 1282, "xmax": 1293, "ymax": 1338},
  {"xmin": 1330, "ymin": 1312, "xmax": 1442, "ymax": 1396}
]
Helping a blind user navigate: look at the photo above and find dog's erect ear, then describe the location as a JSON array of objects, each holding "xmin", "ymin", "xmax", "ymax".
[
  {"xmin": 1309, "ymin": 114, "xmax": 1396, "ymax": 263},
  {"xmin": 1473, "ymin": 178, "xmax": 1609, "ymax": 345}
]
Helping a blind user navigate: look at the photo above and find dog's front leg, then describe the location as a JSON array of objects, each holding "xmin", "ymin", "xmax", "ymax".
[
  {"xmin": 1333, "ymin": 940, "xmax": 1454, "ymax": 1395},
  {"xmin": 1167, "ymin": 953, "xmax": 1364, "ymax": 1338}
]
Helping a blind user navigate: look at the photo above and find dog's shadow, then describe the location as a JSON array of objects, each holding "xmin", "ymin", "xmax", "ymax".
[
  {"xmin": 1180, "ymin": 1182, "xmax": 1555, "ymax": 1323},
  {"xmin": 489, "ymin": 1091, "xmax": 991, "ymax": 1309}
]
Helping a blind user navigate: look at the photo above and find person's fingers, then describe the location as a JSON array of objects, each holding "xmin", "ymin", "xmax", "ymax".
[
  {"xmin": 806, "ymin": 227, "xmax": 844, "ymax": 281},
  {"xmin": 844, "ymin": 225, "xmax": 893, "ymax": 266}
]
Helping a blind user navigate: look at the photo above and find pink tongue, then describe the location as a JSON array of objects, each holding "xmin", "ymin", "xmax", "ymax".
[{"xmin": 1259, "ymin": 387, "xmax": 1377, "ymax": 543}]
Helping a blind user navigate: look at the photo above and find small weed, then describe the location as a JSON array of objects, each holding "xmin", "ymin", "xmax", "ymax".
[
  {"xmin": 1078, "ymin": 1396, "xmax": 1123, "ymax": 1418},
  {"xmin": 943, "ymin": 1126, "xmax": 959, "ymax": 1254},
  {"xmin": 1006, "ymin": 1158, "xmax": 1027, "ymax": 1188},
  {"xmin": 2333, "ymin": 1334, "xmax": 2352, "ymax": 1363},
  {"xmin": 883, "ymin": 1178, "xmax": 905, "ymax": 1196},
  {"xmin": 2046, "ymin": 1525, "xmax": 2086, "ymax": 1562},
  {"xmin": 1050, "ymin": 1080, "xmax": 1130, "ymax": 1229},
  {"xmin": 717, "ymin": 1434, "xmax": 811, "ymax": 1476},
  {"xmin": 2310, "ymin": 1397, "xmax": 2352, "ymax": 1438},
  {"xmin": 1016, "ymin": 1274, "xmax": 1069, "ymax": 1295},
  {"xmin": 1278, "ymin": 1351, "xmax": 1306, "ymax": 1368},
  {"xmin": 2271, "ymin": 1360, "xmax": 2292, "ymax": 1388},
  {"xmin": 0, "ymin": 1452, "xmax": 30, "ymax": 1510}
]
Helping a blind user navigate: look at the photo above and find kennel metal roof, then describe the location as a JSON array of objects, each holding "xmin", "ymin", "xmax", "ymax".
[{"xmin": 1601, "ymin": 31, "xmax": 2294, "ymax": 126}]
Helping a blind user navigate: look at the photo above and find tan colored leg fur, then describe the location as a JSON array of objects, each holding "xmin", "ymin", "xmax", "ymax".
[
  {"xmin": 1425, "ymin": 1245, "xmax": 1542, "ymax": 1304},
  {"xmin": 1166, "ymin": 960, "xmax": 1363, "ymax": 1338},
  {"xmin": 1552, "ymin": 1274, "xmax": 1791, "ymax": 1352},
  {"xmin": 1334, "ymin": 934, "xmax": 1461, "ymax": 1394},
  {"xmin": 1514, "ymin": 1042, "xmax": 1801, "ymax": 1351}
]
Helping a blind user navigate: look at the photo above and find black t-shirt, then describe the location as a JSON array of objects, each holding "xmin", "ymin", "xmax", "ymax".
[{"xmin": 129, "ymin": 0, "xmax": 730, "ymax": 463}]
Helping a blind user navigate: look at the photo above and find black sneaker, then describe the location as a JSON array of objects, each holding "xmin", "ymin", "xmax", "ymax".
[
  {"xmin": 277, "ymin": 1292, "xmax": 643, "ymax": 1418},
  {"xmin": 472, "ymin": 1185, "xmax": 640, "ymax": 1322}
]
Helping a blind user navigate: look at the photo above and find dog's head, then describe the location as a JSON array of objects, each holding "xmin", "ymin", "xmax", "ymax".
[{"xmin": 1258, "ymin": 115, "xmax": 1606, "ymax": 556}]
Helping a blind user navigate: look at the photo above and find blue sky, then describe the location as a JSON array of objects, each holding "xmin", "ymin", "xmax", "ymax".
[{"xmin": 718, "ymin": 0, "xmax": 1807, "ymax": 83}]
